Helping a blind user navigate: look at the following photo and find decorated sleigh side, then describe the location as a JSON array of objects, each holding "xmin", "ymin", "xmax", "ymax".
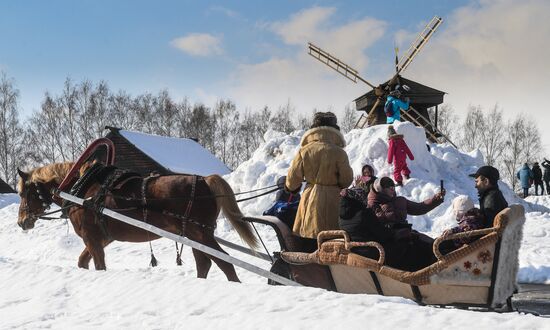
[{"xmin": 248, "ymin": 205, "xmax": 525, "ymax": 309}]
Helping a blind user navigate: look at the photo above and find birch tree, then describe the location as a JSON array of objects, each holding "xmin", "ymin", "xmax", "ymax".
[{"xmin": 0, "ymin": 73, "xmax": 24, "ymax": 186}]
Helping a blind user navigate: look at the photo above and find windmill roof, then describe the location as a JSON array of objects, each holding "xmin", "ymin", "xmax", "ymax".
[{"xmin": 354, "ymin": 75, "xmax": 446, "ymax": 110}]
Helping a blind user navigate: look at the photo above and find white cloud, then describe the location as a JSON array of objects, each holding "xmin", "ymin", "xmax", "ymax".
[
  {"xmin": 171, "ymin": 33, "xmax": 223, "ymax": 57},
  {"xmin": 270, "ymin": 7, "xmax": 335, "ymax": 45},
  {"xmin": 227, "ymin": 7, "xmax": 386, "ymax": 116},
  {"xmin": 209, "ymin": 5, "xmax": 240, "ymax": 19},
  {"xmin": 403, "ymin": 0, "xmax": 550, "ymax": 148}
]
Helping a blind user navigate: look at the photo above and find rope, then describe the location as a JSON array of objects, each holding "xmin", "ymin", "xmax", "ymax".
[
  {"xmin": 251, "ymin": 222, "xmax": 274, "ymax": 263},
  {"xmin": 236, "ymin": 187, "xmax": 281, "ymax": 203},
  {"xmin": 105, "ymin": 185, "xmax": 283, "ymax": 203},
  {"xmin": 233, "ymin": 184, "xmax": 279, "ymax": 195}
]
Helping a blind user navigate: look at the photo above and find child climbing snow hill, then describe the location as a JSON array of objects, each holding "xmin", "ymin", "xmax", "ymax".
[{"xmin": 387, "ymin": 125, "xmax": 414, "ymax": 186}]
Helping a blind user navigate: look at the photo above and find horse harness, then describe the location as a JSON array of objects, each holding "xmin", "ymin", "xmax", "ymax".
[{"xmin": 70, "ymin": 163, "xmax": 216, "ymax": 240}]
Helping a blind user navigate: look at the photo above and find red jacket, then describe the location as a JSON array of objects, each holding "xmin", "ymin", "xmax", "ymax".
[{"xmin": 388, "ymin": 135, "xmax": 414, "ymax": 165}]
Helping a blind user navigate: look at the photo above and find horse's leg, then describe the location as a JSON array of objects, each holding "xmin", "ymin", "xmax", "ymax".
[
  {"xmin": 192, "ymin": 248, "xmax": 212, "ymax": 279},
  {"xmin": 201, "ymin": 235, "xmax": 240, "ymax": 282},
  {"xmin": 84, "ymin": 237, "xmax": 109, "ymax": 271},
  {"xmin": 77, "ymin": 248, "xmax": 91, "ymax": 269}
]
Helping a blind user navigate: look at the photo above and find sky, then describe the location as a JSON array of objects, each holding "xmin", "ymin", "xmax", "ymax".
[{"xmin": 1, "ymin": 0, "xmax": 548, "ymax": 150}]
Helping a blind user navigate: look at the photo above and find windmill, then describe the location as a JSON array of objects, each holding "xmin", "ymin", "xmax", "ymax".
[{"xmin": 308, "ymin": 16, "xmax": 456, "ymax": 147}]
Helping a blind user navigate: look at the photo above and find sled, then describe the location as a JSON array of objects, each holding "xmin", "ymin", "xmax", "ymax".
[{"xmin": 246, "ymin": 205, "xmax": 525, "ymax": 309}]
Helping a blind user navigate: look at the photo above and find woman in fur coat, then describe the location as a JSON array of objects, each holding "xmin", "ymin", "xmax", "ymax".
[{"xmin": 286, "ymin": 112, "xmax": 353, "ymax": 251}]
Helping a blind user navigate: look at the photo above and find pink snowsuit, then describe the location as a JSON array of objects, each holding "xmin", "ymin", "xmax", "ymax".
[{"xmin": 388, "ymin": 134, "xmax": 414, "ymax": 184}]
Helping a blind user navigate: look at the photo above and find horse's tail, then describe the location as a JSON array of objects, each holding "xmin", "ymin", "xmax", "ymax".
[{"xmin": 205, "ymin": 175, "xmax": 259, "ymax": 249}]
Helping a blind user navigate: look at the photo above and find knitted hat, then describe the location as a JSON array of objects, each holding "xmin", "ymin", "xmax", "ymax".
[
  {"xmin": 373, "ymin": 177, "xmax": 395, "ymax": 192},
  {"xmin": 276, "ymin": 176, "xmax": 286, "ymax": 187},
  {"xmin": 387, "ymin": 125, "xmax": 397, "ymax": 137},
  {"xmin": 469, "ymin": 165, "xmax": 500, "ymax": 183},
  {"xmin": 452, "ymin": 195, "xmax": 474, "ymax": 216},
  {"xmin": 311, "ymin": 111, "xmax": 339, "ymax": 130}
]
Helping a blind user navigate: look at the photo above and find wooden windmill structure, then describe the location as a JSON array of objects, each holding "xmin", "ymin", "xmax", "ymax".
[{"xmin": 307, "ymin": 16, "xmax": 456, "ymax": 147}]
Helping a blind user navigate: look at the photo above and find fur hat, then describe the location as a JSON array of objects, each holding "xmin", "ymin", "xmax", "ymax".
[
  {"xmin": 311, "ymin": 112, "xmax": 339, "ymax": 130},
  {"xmin": 452, "ymin": 195, "xmax": 474, "ymax": 217},
  {"xmin": 373, "ymin": 177, "xmax": 395, "ymax": 192}
]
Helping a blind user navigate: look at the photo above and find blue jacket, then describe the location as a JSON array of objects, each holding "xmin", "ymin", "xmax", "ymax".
[
  {"xmin": 385, "ymin": 96, "xmax": 410, "ymax": 124},
  {"xmin": 517, "ymin": 164, "xmax": 534, "ymax": 188}
]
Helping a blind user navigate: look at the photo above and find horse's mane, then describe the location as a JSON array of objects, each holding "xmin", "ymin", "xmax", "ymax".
[{"xmin": 17, "ymin": 162, "xmax": 74, "ymax": 192}]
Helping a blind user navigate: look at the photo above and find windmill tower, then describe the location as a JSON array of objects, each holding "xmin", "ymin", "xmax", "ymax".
[{"xmin": 307, "ymin": 16, "xmax": 455, "ymax": 147}]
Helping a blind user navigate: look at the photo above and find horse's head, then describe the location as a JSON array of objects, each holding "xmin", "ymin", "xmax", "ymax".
[{"xmin": 17, "ymin": 168, "xmax": 57, "ymax": 230}]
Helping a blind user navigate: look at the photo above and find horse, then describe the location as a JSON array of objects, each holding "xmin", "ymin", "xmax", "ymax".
[{"xmin": 16, "ymin": 162, "xmax": 258, "ymax": 282}]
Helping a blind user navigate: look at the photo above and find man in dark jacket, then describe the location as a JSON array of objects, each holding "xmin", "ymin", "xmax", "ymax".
[
  {"xmin": 532, "ymin": 162, "xmax": 544, "ymax": 196},
  {"xmin": 469, "ymin": 165, "xmax": 508, "ymax": 227},
  {"xmin": 542, "ymin": 159, "xmax": 550, "ymax": 195}
]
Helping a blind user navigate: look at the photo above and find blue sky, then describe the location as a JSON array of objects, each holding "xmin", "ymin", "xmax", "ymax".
[{"xmin": 1, "ymin": 0, "xmax": 548, "ymax": 148}]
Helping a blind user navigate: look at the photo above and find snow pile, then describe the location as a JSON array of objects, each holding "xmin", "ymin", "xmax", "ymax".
[
  {"xmin": 226, "ymin": 122, "xmax": 548, "ymax": 234},
  {"xmin": 225, "ymin": 122, "xmax": 550, "ymax": 284},
  {"xmin": 2, "ymin": 122, "xmax": 550, "ymax": 327}
]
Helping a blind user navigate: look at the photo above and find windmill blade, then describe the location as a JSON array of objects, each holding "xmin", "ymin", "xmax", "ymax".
[
  {"xmin": 397, "ymin": 16, "xmax": 443, "ymax": 74},
  {"xmin": 394, "ymin": 44, "xmax": 399, "ymax": 74},
  {"xmin": 308, "ymin": 42, "xmax": 376, "ymax": 89}
]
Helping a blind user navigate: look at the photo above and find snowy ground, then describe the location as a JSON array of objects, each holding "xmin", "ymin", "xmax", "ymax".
[{"xmin": 2, "ymin": 122, "xmax": 550, "ymax": 328}]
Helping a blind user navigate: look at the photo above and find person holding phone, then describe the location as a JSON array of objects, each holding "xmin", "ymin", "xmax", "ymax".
[{"xmin": 366, "ymin": 176, "xmax": 446, "ymax": 271}]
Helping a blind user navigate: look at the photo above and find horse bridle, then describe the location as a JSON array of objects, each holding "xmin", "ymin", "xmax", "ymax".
[{"xmin": 20, "ymin": 181, "xmax": 57, "ymax": 220}]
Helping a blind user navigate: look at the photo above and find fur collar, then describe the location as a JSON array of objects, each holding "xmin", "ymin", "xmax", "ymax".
[
  {"xmin": 388, "ymin": 134, "xmax": 404, "ymax": 140},
  {"xmin": 301, "ymin": 126, "xmax": 346, "ymax": 147}
]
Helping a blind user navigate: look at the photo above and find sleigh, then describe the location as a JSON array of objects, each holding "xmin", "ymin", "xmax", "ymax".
[{"xmin": 246, "ymin": 204, "xmax": 525, "ymax": 310}]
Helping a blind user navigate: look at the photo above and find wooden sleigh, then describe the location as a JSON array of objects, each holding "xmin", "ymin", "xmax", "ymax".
[{"xmin": 246, "ymin": 205, "xmax": 525, "ymax": 310}]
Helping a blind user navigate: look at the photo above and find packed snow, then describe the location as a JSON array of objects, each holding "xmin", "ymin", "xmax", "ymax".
[{"xmin": 2, "ymin": 122, "xmax": 550, "ymax": 328}]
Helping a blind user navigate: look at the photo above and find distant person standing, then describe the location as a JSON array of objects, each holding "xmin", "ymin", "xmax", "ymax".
[
  {"xmin": 517, "ymin": 163, "xmax": 534, "ymax": 198},
  {"xmin": 286, "ymin": 112, "xmax": 354, "ymax": 251},
  {"xmin": 542, "ymin": 159, "xmax": 550, "ymax": 195},
  {"xmin": 384, "ymin": 86, "xmax": 410, "ymax": 124},
  {"xmin": 469, "ymin": 165, "xmax": 508, "ymax": 227},
  {"xmin": 387, "ymin": 125, "xmax": 414, "ymax": 186},
  {"xmin": 532, "ymin": 162, "xmax": 544, "ymax": 196}
]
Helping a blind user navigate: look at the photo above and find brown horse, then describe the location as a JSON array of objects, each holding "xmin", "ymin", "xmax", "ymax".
[{"xmin": 17, "ymin": 162, "xmax": 258, "ymax": 282}]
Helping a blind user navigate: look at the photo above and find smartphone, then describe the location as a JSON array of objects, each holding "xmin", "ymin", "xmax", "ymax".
[{"xmin": 440, "ymin": 180, "xmax": 444, "ymax": 191}]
